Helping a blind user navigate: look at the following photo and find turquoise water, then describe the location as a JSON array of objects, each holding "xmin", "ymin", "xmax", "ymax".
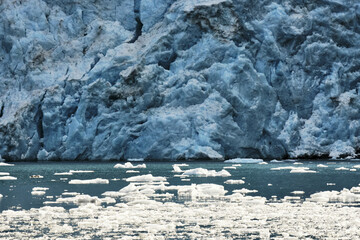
[{"xmin": 1, "ymin": 160, "xmax": 359, "ymax": 211}]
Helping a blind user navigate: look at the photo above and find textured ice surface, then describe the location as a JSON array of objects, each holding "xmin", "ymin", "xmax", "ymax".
[
  {"xmin": 225, "ymin": 158, "xmax": 264, "ymax": 164},
  {"xmin": 0, "ymin": 176, "xmax": 17, "ymax": 180},
  {"xmin": 114, "ymin": 162, "xmax": 146, "ymax": 169},
  {"xmin": 182, "ymin": 168, "xmax": 231, "ymax": 177},
  {"xmin": 1, "ymin": 0, "xmax": 360, "ymax": 161},
  {"xmin": 68, "ymin": 178, "xmax": 109, "ymax": 184}
]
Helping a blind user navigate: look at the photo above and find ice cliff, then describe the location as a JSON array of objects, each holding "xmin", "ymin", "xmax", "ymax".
[{"xmin": 1, "ymin": 0, "xmax": 360, "ymax": 161}]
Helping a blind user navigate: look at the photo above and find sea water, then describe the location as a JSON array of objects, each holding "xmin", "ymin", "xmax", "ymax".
[{"xmin": 0, "ymin": 160, "xmax": 360, "ymax": 239}]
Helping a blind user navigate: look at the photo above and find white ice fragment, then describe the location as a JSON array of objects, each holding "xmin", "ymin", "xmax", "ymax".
[
  {"xmin": 0, "ymin": 176, "xmax": 17, "ymax": 180},
  {"xmin": 126, "ymin": 174, "xmax": 166, "ymax": 182},
  {"xmin": 181, "ymin": 179, "xmax": 190, "ymax": 181},
  {"xmin": 30, "ymin": 175, "xmax": 43, "ymax": 179},
  {"xmin": 271, "ymin": 166, "xmax": 297, "ymax": 170},
  {"xmin": 54, "ymin": 172, "xmax": 73, "ymax": 176},
  {"xmin": 350, "ymin": 169, "xmax": 356, "ymax": 172},
  {"xmin": 335, "ymin": 167, "xmax": 349, "ymax": 171},
  {"xmin": 258, "ymin": 162, "xmax": 268, "ymax": 165},
  {"xmin": 268, "ymin": 183, "xmax": 272, "ymax": 186},
  {"xmin": 307, "ymin": 188, "xmax": 360, "ymax": 203},
  {"xmin": 126, "ymin": 170, "xmax": 140, "ymax": 173},
  {"xmin": 182, "ymin": 168, "xmax": 231, "ymax": 177},
  {"xmin": 317, "ymin": 164, "xmax": 328, "ymax": 168},
  {"xmin": 353, "ymin": 165, "xmax": 360, "ymax": 169},
  {"xmin": 233, "ymin": 188, "xmax": 258, "ymax": 194},
  {"xmin": 32, "ymin": 187, "xmax": 49, "ymax": 191},
  {"xmin": 114, "ymin": 162, "xmax": 146, "ymax": 169},
  {"xmin": 290, "ymin": 168, "xmax": 317, "ymax": 173},
  {"xmin": 31, "ymin": 191, "xmax": 46, "ymax": 196},
  {"xmin": 225, "ymin": 158, "xmax": 263, "ymax": 164},
  {"xmin": 224, "ymin": 179, "xmax": 245, "ymax": 184},
  {"xmin": 327, "ymin": 183, "xmax": 336, "ymax": 186},
  {"xmin": 270, "ymin": 160, "xmax": 283, "ymax": 163},
  {"xmin": 0, "ymin": 163, "xmax": 14, "ymax": 166},
  {"xmin": 101, "ymin": 191, "xmax": 123, "ymax": 198},
  {"xmin": 177, "ymin": 184, "xmax": 227, "ymax": 200},
  {"xmin": 69, "ymin": 178, "xmax": 109, "ymax": 184},
  {"xmin": 350, "ymin": 187, "xmax": 360, "ymax": 193},
  {"xmin": 62, "ymin": 192, "xmax": 80, "ymax": 196},
  {"xmin": 69, "ymin": 170, "xmax": 94, "ymax": 173},
  {"xmin": 0, "ymin": 172, "xmax": 10, "ymax": 176},
  {"xmin": 223, "ymin": 166, "xmax": 236, "ymax": 169},
  {"xmin": 172, "ymin": 164, "xmax": 183, "ymax": 173},
  {"xmin": 56, "ymin": 194, "xmax": 103, "ymax": 205},
  {"xmin": 293, "ymin": 162, "xmax": 303, "ymax": 165},
  {"xmin": 0, "ymin": 194, "xmax": 2, "ymax": 198},
  {"xmin": 291, "ymin": 191, "xmax": 305, "ymax": 195}
]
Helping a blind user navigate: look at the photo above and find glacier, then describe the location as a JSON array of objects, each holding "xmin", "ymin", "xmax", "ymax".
[{"xmin": 0, "ymin": 0, "xmax": 360, "ymax": 161}]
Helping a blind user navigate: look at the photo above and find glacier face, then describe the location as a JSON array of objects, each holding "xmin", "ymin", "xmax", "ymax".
[{"xmin": 0, "ymin": 0, "xmax": 360, "ymax": 161}]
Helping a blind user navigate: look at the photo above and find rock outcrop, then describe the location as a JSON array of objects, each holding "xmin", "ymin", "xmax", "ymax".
[{"xmin": 1, "ymin": 0, "xmax": 360, "ymax": 161}]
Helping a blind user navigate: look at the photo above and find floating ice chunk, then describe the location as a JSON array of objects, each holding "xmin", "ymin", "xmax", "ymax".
[
  {"xmin": 69, "ymin": 170, "xmax": 94, "ymax": 173},
  {"xmin": 182, "ymin": 168, "xmax": 231, "ymax": 177},
  {"xmin": 49, "ymin": 224, "xmax": 73, "ymax": 234},
  {"xmin": 30, "ymin": 175, "xmax": 43, "ymax": 178},
  {"xmin": 54, "ymin": 172, "xmax": 73, "ymax": 176},
  {"xmin": 335, "ymin": 167, "xmax": 349, "ymax": 171},
  {"xmin": 62, "ymin": 192, "xmax": 80, "ymax": 196},
  {"xmin": 350, "ymin": 187, "xmax": 360, "ymax": 193},
  {"xmin": 350, "ymin": 169, "xmax": 356, "ymax": 172},
  {"xmin": 258, "ymin": 162, "xmax": 268, "ymax": 165},
  {"xmin": 268, "ymin": 183, "xmax": 272, "ymax": 186},
  {"xmin": 317, "ymin": 164, "xmax": 328, "ymax": 168},
  {"xmin": 56, "ymin": 194, "xmax": 103, "ymax": 205},
  {"xmin": 114, "ymin": 162, "xmax": 146, "ymax": 169},
  {"xmin": 232, "ymin": 164, "xmax": 242, "ymax": 167},
  {"xmin": 271, "ymin": 166, "xmax": 296, "ymax": 170},
  {"xmin": 353, "ymin": 165, "xmax": 360, "ymax": 168},
  {"xmin": 283, "ymin": 196, "xmax": 301, "ymax": 202},
  {"xmin": 0, "ymin": 172, "xmax": 9, "ymax": 176},
  {"xmin": 224, "ymin": 179, "xmax": 245, "ymax": 184},
  {"xmin": 0, "ymin": 194, "xmax": 2, "ymax": 198},
  {"xmin": 307, "ymin": 188, "xmax": 360, "ymax": 203},
  {"xmin": 69, "ymin": 178, "xmax": 109, "ymax": 184},
  {"xmin": 32, "ymin": 187, "xmax": 49, "ymax": 191},
  {"xmin": 126, "ymin": 170, "xmax": 140, "ymax": 173},
  {"xmin": 0, "ymin": 176, "xmax": 17, "ymax": 180},
  {"xmin": 101, "ymin": 191, "xmax": 123, "ymax": 198},
  {"xmin": 223, "ymin": 166, "xmax": 236, "ymax": 169},
  {"xmin": 291, "ymin": 191, "xmax": 305, "ymax": 195},
  {"xmin": 327, "ymin": 183, "xmax": 336, "ymax": 186},
  {"xmin": 31, "ymin": 191, "xmax": 46, "ymax": 196},
  {"xmin": 126, "ymin": 174, "xmax": 166, "ymax": 182},
  {"xmin": 293, "ymin": 162, "xmax": 303, "ymax": 165},
  {"xmin": 172, "ymin": 165, "xmax": 183, "ymax": 173},
  {"xmin": 233, "ymin": 188, "xmax": 258, "ymax": 194},
  {"xmin": 270, "ymin": 160, "xmax": 283, "ymax": 163},
  {"xmin": 177, "ymin": 184, "xmax": 227, "ymax": 200},
  {"xmin": 290, "ymin": 168, "xmax": 317, "ymax": 173},
  {"xmin": 0, "ymin": 163, "xmax": 14, "ymax": 166},
  {"xmin": 181, "ymin": 179, "xmax": 190, "ymax": 181},
  {"xmin": 225, "ymin": 158, "xmax": 263, "ymax": 164}
]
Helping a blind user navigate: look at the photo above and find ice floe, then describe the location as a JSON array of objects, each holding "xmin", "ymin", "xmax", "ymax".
[
  {"xmin": 69, "ymin": 178, "xmax": 109, "ymax": 184},
  {"xmin": 291, "ymin": 191, "xmax": 305, "ymax": 195},
  {"xmin": 182, "ymin": 168, "xmax": 231, "ymax": 177},
  {"xmin": 224, "ymin": 179, "xmax": 245, "ymax": 184},
  {"xmin": 54, "ymin": 172, "xmax": 73, "ymax": 176},
  {"xmin": 335, "ymin": 167, "xmax": 350, "ymax": 171},
  {"xmin": 0, "ymin": 163, "xmax": 14, "ymax": 166},
  {"xmin": 126, "ymin": 174, "xmax": 166, "ymax": 182},
  {"xmin": 225, "ymin": 158, "xmax": 263, "ymax": 164},
  {"xmin": 0, "ymin": 172, "xmax": 10, "ymax": 176},
  {"xmin": 317, "ymin": 164, "xmax": 328, "ymax": 168},
  {"xmin": 114, "ymin": 162, "xmax": 146, "ymax": 169},
  {"xmin": 69, "ymin": 170, "xmax": 94, "ymax": 173},
  {"xmin": 0, "ymin": 176, "xmax": 17, "ymax": 180},
  {"xmin": 31, "ymin": 187, "xmax": 49, "ymax": 196}
]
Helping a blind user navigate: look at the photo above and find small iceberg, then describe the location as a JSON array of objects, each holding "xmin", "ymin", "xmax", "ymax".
[{"xmin": 224, "ymin": 158, "xmax": 263, "ymax": 164}]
